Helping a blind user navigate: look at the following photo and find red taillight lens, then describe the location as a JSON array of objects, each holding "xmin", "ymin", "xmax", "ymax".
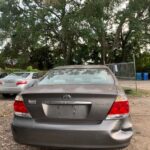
[
  {"xmin": 14, "ymin": 101, "xmax": 28, "ymax": 113},
  {"xmin": 14, "ymin": 95, "xmax": 31, "ymax": 118},
  {"xmin": 107, "ymin": 101, "xmax": 129, "ymax": 115},
  {"xmin": 16, "ymin": 80, "xmax": 27, "ymax": 85},
  {"xmin": 106, "ymin": 95, "xmax": 129, "ymax": 120}
]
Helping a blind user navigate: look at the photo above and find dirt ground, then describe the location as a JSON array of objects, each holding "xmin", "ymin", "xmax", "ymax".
[
  {"xmin": 0, "ymin": 91, "xmax": 150, "ymax": 150},
  {"xmin": 119, "ymin": 80, "xmax": 150, "ymax": 91}
]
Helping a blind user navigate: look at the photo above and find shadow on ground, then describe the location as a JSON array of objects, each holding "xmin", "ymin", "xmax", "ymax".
[{"xmin": 0, "ymin": 94, "xmax": 16, "ymax": 101}]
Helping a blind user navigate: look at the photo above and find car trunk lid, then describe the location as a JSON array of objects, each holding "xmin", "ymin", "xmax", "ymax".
[
  {"xmin": 22, "ymin": 84, "xmax": 118, "ymax": 124},
  {"xmin": 3, "ymin": 78, "xmax": 25, "ymax": 87}
]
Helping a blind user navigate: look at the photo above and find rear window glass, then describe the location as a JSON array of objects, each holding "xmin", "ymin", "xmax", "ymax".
[
  {"xmin": 39, "ymin": 68, "xmax": 114, "ymax": 85},
  {"xmin": 5, "ymin": 73, "xmax": 30, "ymax": 79}
]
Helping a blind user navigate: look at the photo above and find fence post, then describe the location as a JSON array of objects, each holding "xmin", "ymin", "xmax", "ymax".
[{"xmin": 133, "ymin": 54, "xmax": 137, "ymax": 92}]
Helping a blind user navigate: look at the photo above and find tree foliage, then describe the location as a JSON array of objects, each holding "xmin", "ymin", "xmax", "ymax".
[{"xmin": 0, "ymin": 0, "xmax": 150, "ymax": 69}]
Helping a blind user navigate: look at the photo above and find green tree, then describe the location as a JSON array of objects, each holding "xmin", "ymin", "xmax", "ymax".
[{"xmin": 0, "ymin": 0, "xmax": 150, "ymax": 69}]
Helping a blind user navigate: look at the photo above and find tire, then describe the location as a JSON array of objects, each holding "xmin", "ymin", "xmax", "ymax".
[{"xmin": 2, "ymin": 94, "xmax": 10, "ymax": 98}]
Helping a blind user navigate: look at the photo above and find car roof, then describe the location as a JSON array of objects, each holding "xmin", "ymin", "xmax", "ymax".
[{"xmin": 54, "ymin": 65, "xmax": 109, "ymax": 70}]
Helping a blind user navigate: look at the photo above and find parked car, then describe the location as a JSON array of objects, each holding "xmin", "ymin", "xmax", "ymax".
[
  {"xmin": 0, "ymin": 72, "xmax": 39, "ymax": 97},
  {"xmin": 11, "ymin": 65, "xmax": 133, "ymax": 149},
  {"xmin": 0, "ymin": 72, "xmax": 8, "ymax": 79}
]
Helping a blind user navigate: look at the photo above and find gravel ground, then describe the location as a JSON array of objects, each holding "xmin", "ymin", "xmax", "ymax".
[{"xmin": 0, "ymin": 94, "xmax": 150, "ymax": 150}]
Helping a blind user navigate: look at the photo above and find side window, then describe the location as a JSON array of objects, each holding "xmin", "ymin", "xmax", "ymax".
[{"xmin": 32, "ymin": 73, "xmax": 38, "ymax": 79}]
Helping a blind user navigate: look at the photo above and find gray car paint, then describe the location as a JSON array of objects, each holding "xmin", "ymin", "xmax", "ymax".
[
  {"xmin": 11, "ymin": 65, "xmax": 133, "ymax": 149},
  {"xmin": 22, "ymin": 84, "xmax": 117, "ymax": 124},
  {"xmin": 12, "ymin": 116, "xmax": 132, "ymax": 149}
]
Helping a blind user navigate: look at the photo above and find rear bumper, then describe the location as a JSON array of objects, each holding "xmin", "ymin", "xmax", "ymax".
[
  {"xmin": 11, "ymin": 117, "xmax": 133, "ymax": 149},
  {"xmin": 0, "ymin": 86, "xmax": 24, "ymax": 94}
]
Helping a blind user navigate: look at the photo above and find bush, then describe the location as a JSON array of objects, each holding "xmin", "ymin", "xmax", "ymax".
[
  {"xmin": 0, "ymin": 68, "xmax": 3, "ymax": 72},
  {"xmin": 4, "ymin": 67, "xmax": 23, "ymax": 73},
  {"xmin": 136, "ymin": 52, "xmax": 150, "ymax": 73},
  {"xmin": 3, "ymin": 66, "xmax": 39, "ymax": 73},
  {"xmin": 26, "ymin": 66, "xmax": 39, "ymax": 72}
]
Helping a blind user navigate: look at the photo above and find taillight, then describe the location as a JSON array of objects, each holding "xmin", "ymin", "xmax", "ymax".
[
  {"xmin": 16, "ymin": 80, "xmax": 27, "ymax": 86},
  {"xmin": 106, "ymin": 95, "xmax": 129, "ymax": 120},
  {"xmin": 14, "ymin": 95, "xmax": 31, "ymax": 118},
  {"xmin": 14, "ymin": 101, "xmax": 28, "ymax": 113}
]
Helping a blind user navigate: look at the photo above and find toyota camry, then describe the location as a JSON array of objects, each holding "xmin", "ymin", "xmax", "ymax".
[{"xmin": 11, "ymin": 65, "xmax": 133, "ymax": 149}]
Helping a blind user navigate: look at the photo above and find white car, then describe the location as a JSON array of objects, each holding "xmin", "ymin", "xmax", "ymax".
[{"xmin": 0, "ymin": 72, "xmax": 39, "ymax": 97}]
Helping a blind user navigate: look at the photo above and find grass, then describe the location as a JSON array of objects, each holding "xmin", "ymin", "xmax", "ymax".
[{"xmin": 124, "ymin": 88, "xmax": 150, "ymax": 97}]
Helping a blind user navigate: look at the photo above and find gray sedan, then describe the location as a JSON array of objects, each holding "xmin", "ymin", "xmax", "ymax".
[
  {"xmin": 11, "ymin": 65, "xmax": 133, "ymax": 149},
  {"xmin": 0, "ymin": 72, "xmax": 39, "ymax": 97}
]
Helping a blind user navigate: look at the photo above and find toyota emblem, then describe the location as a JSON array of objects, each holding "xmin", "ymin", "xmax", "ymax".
[{"xmin": 63, "ymin": 94, "xmax": 71, "ymax": 100}]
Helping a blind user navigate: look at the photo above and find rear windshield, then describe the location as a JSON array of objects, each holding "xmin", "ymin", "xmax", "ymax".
[
  {"xmin": 5, "ymin": 73, "xmax": 30, "ymax": 79},
  {"xmin": 39, "ymin": 68, "xmax": 114, "ymax": 85}
]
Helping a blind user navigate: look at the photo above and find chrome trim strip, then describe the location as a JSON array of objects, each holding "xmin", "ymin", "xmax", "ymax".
[
  {"xmin": 106, "ymin": 114, "xmax": 129, "ymax": 120},
  {"xmin": 15, "ymin": 112, "xmax": 32, "ymax": 118},
  {"xmin": 43, "ymin": 101, "xmax": 92, "ymax": 105}
]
